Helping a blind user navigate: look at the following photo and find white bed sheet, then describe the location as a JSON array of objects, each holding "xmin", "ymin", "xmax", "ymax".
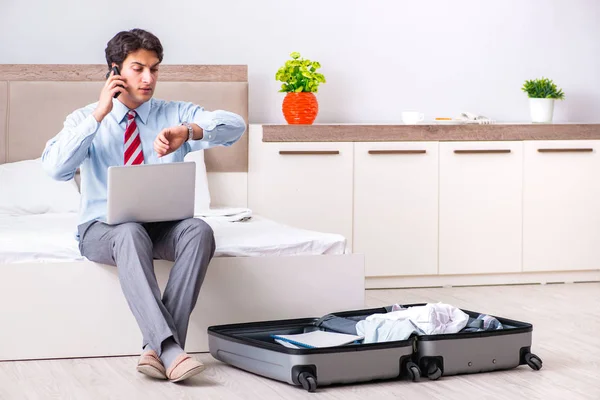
[{"xmin": 0, "ymin": 213, "xmax": 346, "ymax": 264}]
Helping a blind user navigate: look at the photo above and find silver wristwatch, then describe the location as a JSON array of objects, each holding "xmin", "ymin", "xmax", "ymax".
[{"xmin": 180, "ymin": 122, "xmax": 194, "ymax": 141}]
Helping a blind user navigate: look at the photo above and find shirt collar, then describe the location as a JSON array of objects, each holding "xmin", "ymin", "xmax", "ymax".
[{"xmin": 112, "ymin": 98, "xmax": 152, "ymax": 125}]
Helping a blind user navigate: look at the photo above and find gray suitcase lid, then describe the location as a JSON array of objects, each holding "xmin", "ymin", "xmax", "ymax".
[{"xmin": 208, "ymin": 308, "xmax": 416, "ymax": 355}]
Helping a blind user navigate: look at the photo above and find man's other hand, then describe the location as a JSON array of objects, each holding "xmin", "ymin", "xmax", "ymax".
[{"xmin": 154, "ymin": 125, "xmax": 188, "ymax": 157}]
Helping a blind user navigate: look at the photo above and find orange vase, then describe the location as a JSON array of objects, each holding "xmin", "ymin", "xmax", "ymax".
[{"xmin": 282, "ymin": 92, "xmax": 319, "ymax": 124}]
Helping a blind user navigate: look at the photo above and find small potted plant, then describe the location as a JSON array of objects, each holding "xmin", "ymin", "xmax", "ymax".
[
  {"xmin": 275, "ymin": 52, "xmax": 326, "ymax": 124},
  {"xmin": 521, "ymin": 77, "xmax": 565, "ymax": 123}
]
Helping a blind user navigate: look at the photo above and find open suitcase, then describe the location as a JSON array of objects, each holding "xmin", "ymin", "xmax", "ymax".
[{"xmin": 208, "ymin": 305, "xmax": 542, "ymax": 392}]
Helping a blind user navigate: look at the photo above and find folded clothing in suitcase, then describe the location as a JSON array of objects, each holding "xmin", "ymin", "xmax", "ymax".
[{"xmin": 207, "ymin": 309, "xmax": 421, "ymax": 392}]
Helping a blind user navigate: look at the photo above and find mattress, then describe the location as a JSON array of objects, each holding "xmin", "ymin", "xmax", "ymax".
[{"xmin": 0, "ymin": 212, "xmax": 346, "ymax": 264}]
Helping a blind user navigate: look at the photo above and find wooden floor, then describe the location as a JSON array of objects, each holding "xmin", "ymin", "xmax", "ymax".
[{"xmin": 1, "ymin": 283, "xmax": 599, "ymax": 400}]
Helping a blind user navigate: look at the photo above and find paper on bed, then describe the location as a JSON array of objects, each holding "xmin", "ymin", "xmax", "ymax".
[{"xmin": 195, "ymin": 207, "xmax": 252, "ymax": 222}]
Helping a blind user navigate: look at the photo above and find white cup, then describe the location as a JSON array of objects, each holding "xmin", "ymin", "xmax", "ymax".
[{"xmin": 401, "ymin": 111, "xmax": 425, "ymax": 125}]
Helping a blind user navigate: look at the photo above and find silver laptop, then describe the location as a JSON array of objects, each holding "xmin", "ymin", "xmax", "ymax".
[{"xmin": 106, "ymin": 162, "xmax": 196, "ymax": 225}]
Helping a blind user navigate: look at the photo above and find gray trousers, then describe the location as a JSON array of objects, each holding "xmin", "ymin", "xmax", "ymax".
[{"xmin": 78, "ymin": 218, "xmax": 215, "ymax": 355}]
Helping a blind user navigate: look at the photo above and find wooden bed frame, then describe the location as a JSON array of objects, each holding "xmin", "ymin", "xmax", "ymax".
[{"xmin": 0, "ymin": 64, "xmax": 365, "ymax": 361}]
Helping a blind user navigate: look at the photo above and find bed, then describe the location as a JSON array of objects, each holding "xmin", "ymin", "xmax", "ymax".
[
  {"xmin": 0, "ymin": 64, "xmax": 364, "ymax": 361},
  {"xmin": 0, "ymin": 213, "xmax": 348, "ymax": 263}
]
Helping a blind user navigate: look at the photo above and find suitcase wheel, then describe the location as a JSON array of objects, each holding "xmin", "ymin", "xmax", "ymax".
[
  {"xmin": 298, "ymin": 371, "xmax": 318, "ymax": 392},
  {"xmin": 426, "ymin": 362, "xmax": 442, "ymax": 381},
  {"xmin": 524, "ymin": 353, "xmax": 543, "ymax": 371},
  {"xmin": 406, "ymin": 361, "xmax": 421, "ymax": 382}
]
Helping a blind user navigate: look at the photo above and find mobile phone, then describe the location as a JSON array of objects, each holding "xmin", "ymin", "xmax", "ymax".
[{"xmin": 105, "ymin": 66, "xmax": 123, "ymax": 98}]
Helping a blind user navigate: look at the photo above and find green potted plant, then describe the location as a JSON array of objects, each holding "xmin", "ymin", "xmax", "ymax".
[
  {"xmin": 521, "ymin": 77, "xmax": 565, "ymax": 123},
  {"xmin": 275, "ymin": 52, "xmax": 326, "ymax": 124}
]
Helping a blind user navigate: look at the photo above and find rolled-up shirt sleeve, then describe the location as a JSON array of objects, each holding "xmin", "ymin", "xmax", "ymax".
[{"xmin": 178, "ymin": 102, "xmax": 246, "ymax": 153}]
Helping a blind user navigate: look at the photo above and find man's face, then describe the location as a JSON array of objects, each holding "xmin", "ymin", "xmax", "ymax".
[{"xmin": 117, "ymin": 48, "xmax": 160, "ymax": 106}]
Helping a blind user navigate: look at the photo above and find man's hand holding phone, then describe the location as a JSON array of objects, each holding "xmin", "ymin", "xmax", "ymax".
[{"xmin": 93, "ymin": 67, "xmax": 128, "ymax": 123}]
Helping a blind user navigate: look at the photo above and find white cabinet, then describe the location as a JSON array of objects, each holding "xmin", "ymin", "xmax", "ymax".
[
  {"xmin": 354, "ymin": 142, "xmax": 439, "ymax": 277},
  {"xmin": 523, "ymin": 140, "xmax": 600, "ymax": 271},
  {"xmin": 439, "ymin": 141, "xmax": 523, "ymax": 274},
  {"xmin": 248, "ymin": 123, "xmax": 600, "ymax": 285},
  {"xmin": 248, "ymin": 126, "xmax": 354, "ymax": 249}
]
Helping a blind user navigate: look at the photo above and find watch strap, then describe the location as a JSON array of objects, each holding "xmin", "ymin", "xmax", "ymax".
[{"xmin": 181, "ymin": 122, "xmax": 194, "ymax": 141}]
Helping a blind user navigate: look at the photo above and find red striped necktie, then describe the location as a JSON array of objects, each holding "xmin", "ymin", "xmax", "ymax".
[{"xmin": 124, "ymin": 110, "xmax": 144, "ymax": 165}]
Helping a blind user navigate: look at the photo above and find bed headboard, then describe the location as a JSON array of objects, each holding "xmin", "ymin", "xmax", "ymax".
[{"xmin": 0, "ymin": 64, "xmax": 249, "ymax": 206}]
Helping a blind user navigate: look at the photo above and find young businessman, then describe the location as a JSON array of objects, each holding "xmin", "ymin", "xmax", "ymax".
[{"xmin": 41, "ymin": 28, "xmax": 246, "ymax": 382}]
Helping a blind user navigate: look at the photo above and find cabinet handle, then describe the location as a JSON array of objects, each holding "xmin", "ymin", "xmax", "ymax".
[
  {"xmin": 454, "ymin": 149, "xmax": 511, "ymax": 154},
  {"xmin": 278, "ymin": 150, "xmax": 340, "ymax": 155},
  {"xmin": 368, "ymin": 150, "xmax": 427, "ymax": 155},
  {"xmin": 537, "ymin": 148, "xmax": 594, "ymax": 153}
]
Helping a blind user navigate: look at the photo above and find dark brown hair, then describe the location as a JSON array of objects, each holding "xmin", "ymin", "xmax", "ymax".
[{"xmin": 105, "ymin": 29, "xmax": 164, "ymax": 69}]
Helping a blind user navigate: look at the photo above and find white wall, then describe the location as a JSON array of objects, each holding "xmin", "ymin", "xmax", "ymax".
[{"xmin": 1, "ymin": 0, "xmax": 599, "ymax": 123}]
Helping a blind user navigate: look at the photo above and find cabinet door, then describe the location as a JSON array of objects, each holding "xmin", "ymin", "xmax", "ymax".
[
  {"xmin": 523, "ymin": 140, "xmax": 600, "ymax": 271},
  {"xmin": 354, "ymin": 142, "xmax": 439, "ymax": 277},
  {"xmin": 248, "ymin": 126, "xmax": 354, "ymax": 249},
  {"xmin": 439, "ymin": 141, "xmax": 523, "ymax": 274}
]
